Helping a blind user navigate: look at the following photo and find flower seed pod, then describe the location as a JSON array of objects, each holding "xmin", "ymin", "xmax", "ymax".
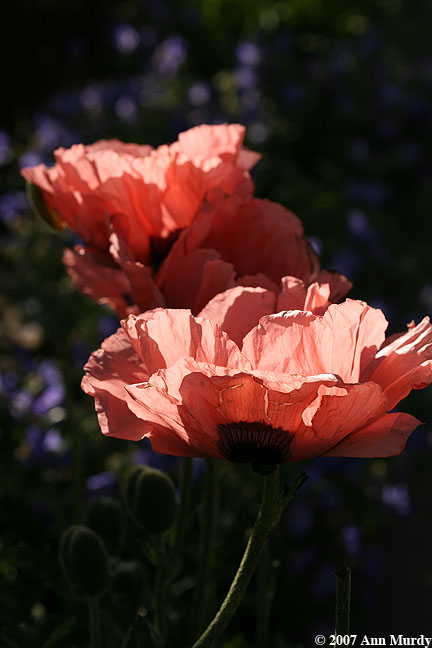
[
  {"xmin": 59, "ymin": 525, "xmax": 110, "ymax": 598},
  {"xmin": 124, "ymin": 466, "xmax": 177, "ymax": 534},
  {"xmin": 86, "ymin": 497, "xmax": 125, "ymax": 554}
]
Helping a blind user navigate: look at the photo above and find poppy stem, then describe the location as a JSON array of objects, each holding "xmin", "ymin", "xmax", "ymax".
[
  {"xmin": 256, "ymin": 546, "xmax": 278, "ymax": 648},
  {"xmin": 153, "ymin": 533, "xmax": 169, "ymax": 637},
  {"xmin": 88, "ymin": 596, "xmax": 101, "ymax": 648},
  {"xmin": 334, "ymin": 567, "xmax": 351, "ymax": 635},
  {"xmin": 191, "ymin": 466, "xmax": 283, "ymax": 648},
  {"xmin": 173, "ymin": 457, "xmax": 193, "ymax": 552},
  {"xmin": 192, "ymin": 458, "xmax": 219, "ymax": 637}
]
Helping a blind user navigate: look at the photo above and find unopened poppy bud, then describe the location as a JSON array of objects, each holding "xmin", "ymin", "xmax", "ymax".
[
  {"xmin": 25, "ymin": 180, "xmax": 65, "ymax": 231},
  {"xmin": 112, "ymin": 559, "xmax": 147, "ymax": 606},
  {"xmin": 124, "ymin": 466, "xmax": 177, "ymax": 534},
  {"xmin": 59, "ymin": 525, "xmax": 110, "ymax": 598},
  {"xmin": 86, "ymin": 497, "xmax": 125, "ymax": 554}
]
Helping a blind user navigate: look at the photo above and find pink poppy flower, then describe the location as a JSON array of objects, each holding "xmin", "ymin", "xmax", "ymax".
[
  {"xmin": 22, "ymin": 124, "xmax": 260, "ymax": 263},
  {"xmin": 63, "ymin": 188, "xmax": 349, "ymax": 318},
  {"xmin": 198, "ymin": 273, "xmax": 352, "ymax": 347},
  {"xmin": 82, "ymin": 301, "xmax": 432, "ymax": 464}
]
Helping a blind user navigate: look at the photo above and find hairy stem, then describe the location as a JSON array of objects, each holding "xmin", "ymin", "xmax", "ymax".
[
  {"xmin": 192, "ymin": 458, "xmax": 219, "ymax": 637},
  {"xmin": 335, "ymin": 567, "xmax": 351, "ymax": 635},
  {"xmin": 88, "ymin": 596, "xmax": 101, "ymax": 648},
  {"xmin": 172, "ymin": 457, "xmax": 193, "ymax": 553},
  {"xmin": 192, "ymin": 466, "xmax": 283, "ymax": 648}
]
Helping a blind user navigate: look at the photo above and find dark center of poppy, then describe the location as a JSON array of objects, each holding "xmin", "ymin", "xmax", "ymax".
[{"xmin": 217, "ymin": 421, "xmax": 293, "ymax": 473}]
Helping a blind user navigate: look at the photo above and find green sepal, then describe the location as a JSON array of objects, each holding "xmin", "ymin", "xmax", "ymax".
[{"xmin": 25, "ymin": 180, "xmax": 65, "ymax": 232}]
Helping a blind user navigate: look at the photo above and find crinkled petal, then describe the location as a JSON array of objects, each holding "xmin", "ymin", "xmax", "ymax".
[
  {"xmin": 121, "ymin": 308, "xmax": 252, "ymax": 376},
  {"xmin": 63, "ymin": 246, "xmax": 138, "ymax": 318},
  {"xmin": 242, "ymin": 300, "xmax": 388, "ymax": 382},
  {"xmin": 82, "ymin": 328, "xmax": 148, "ymax": 440},
  {"xmin": 198, "ymin": 286, "xmax": 276, "ymax": 346},
  {"xmin": 365, "ymin": 317, "xmax": 432, "ymax": 409},
  {"xmin": 323, "ymin": 412, "xmax": 420, "ymax": 458},
  {"xmin": 156, "ymin": 245, "xmax": 236, "ymax": 313}
]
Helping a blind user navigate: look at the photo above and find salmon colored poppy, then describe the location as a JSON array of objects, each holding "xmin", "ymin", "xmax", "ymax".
[
  {"xmin": 82, "ymin": 301, "xmax": 432, "ymax": 463},
  {"xmin": 22, "ymin": 124, "xmax": 260, "ymax": 262},
  {"xmin": 62, "ymin": 187, "xmax": 349, "ymax": 318},
  {"xmin": 198, "ymin": 273, "xmax": 352, "ymax": 347}
]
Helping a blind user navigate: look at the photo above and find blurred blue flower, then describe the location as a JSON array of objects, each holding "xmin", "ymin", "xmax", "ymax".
[
  {"xmin": 115, "ymin": 96, "xmax": 139, "ymax": 123},
  {"xmin": 113, "ymin": 24, "xmax": 140, "ymax": 55},
  {"xmin": 80, "ymin": 85, "xmax": 104, "ymax": 115},
  {"xmin": 0, "ymin": 370, "xmax": 18, "ymax": 397},
  {"xmin": 0, "ymin": 131, "xmax": 12, "ymax": 165},
  {"xmin": 152, "ymin": 36, "xmax": 187, "ymax": 77},
  {"xmin": 21, "ymin": 425, "xmax": 69, "ymax": 467},
  {"xmin": 32, "ymin": 360, "xmax": 65, "ymax": 417},
  {"xmin": 34, "ymin": 114, "xmax": 79, "ymax": 151},
  {"xmin": 381, "ymin": 483, "xmax": 411, "ymax": 516},
  {"xmin": 188, "ymin": 82, "xmax": 211, "ymax": 106},
  {"xmin": 0, "ymin": 191, "xmax": 28, "ymax": 226},
  {"xmin": 342, "ymin": 524, "xmax": 362, "ymax": 557},
  {"xmin": 86, "ymin": 471, "xmax": 116, "ymax": 498},
  {"xmin": 42, "ymin": 428, "xmax": 67, "ymax": 453},
  {"xmin": 18, "ymin": 151, "xmax": 44, "ymax": 170},
  {"xmin": 235, "ymin": 66, "xmax": 258, "ymax": 90},
  {"xmin": 10, "ymin": 389, "xmax": 34, "ymax": 419},
  {"xmin": 235, "ymin": 41, "xmax": 261, "ymax": 66}
]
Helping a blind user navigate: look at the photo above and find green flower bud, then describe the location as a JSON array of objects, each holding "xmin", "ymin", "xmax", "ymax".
[
  {"xmin": 86, "ymin": 497, "xmax": 125, "ymax": 554},
  {"xmin": 124, "ymin": 466, "xmax": 177, "ymax": 534},
  {"xmin": 25, "ymin": 181, "xmax": 65, "ymax": 232},
  {"xmin": 112, "ymin": 559, "xmax": 147, "ymax": 607},
  {"xmin": 59, "ymin": 525, "xmax": 110, "ymax": 598}
]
